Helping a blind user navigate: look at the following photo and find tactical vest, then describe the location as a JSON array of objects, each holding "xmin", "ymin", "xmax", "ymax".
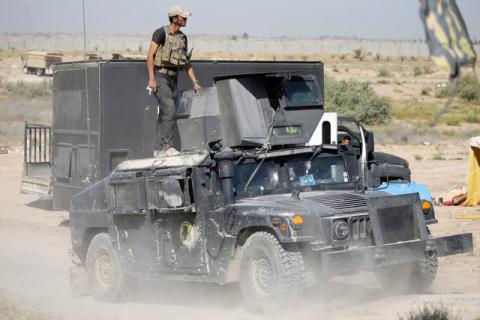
[{"xmin": 154, "ymin": 25, "xmax": 188, "ymax": 69}]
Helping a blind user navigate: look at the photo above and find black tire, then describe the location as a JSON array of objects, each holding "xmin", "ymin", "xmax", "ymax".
[
  {"xmin": 372, "ymin": 152, "xmax": 408, "ymax": 167},
  {"xmin": 35, "ymin": 68, "xmax": 44, "ymax": 76},
  {"xmin": 239, "ymin": 231, "xmax": 305, "ymax": 310},
  {"xmin": 86, "ymin": 233, "xmax": 125, "ymax": 301},
  {"xmin": 369, "ymin": 163, "xmax": 411, "ymax": 186},
  {"xmin": 375, "ymin": 251, "xmax": 438, "ymax": 293}
]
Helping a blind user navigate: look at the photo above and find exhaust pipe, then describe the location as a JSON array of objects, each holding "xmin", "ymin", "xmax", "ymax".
[
  {"xmin": 214, "ymin": 150, "xmax": 237, "ymax": 205},
  {"xmin": 425, "ymin": 242, "xmax": 437, "ymax": 259}
]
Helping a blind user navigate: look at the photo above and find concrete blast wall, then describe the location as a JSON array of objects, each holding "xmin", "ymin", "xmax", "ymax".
[{"xmin": 2, "ymin": 33, "xmax": 479, "ymax": 57}]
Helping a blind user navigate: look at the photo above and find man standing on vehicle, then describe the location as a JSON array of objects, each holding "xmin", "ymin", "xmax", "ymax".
[{"xmin": 147, "ymin": 5, "xmax": 202, "ymax": 154}]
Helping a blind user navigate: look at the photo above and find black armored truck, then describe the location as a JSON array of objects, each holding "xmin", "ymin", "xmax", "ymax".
[{"xmin": 69, "ymin": 63, "xmax": 473, "ymax": 308}]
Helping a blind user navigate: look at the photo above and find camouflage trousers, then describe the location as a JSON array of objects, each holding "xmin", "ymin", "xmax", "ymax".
[{"xmin": 154, "ymin": 73, "xmax": 178, "ymax": 151}]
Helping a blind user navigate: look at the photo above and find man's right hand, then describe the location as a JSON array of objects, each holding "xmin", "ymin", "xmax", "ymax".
[{"xmin": 148, "ymin": 78, "xmax": 158, "ymax": 92}]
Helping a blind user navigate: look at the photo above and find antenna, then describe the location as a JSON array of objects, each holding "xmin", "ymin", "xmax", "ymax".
[
  {"xmin": 82, "ymin": 0, "xmax": 88, "ymax": 61},
  {"xmin": 82, "ymin": 0, "xmax": 93, "ymax": 181}
]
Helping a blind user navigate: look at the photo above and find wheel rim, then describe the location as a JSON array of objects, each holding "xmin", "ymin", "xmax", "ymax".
[
  {"xmin": 250, "ymin": 254, "xmax": 274, "ymax": 296},
  {"xmin": 95, "ymin": 250, "xmax": 113, "ymax": 288}
]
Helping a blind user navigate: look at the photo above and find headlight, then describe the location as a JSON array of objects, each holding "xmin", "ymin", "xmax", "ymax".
[
  {"xmin": 333, "ymin": 220, "xmax": 349, "ymax": 240},
  {"xmin": 289, "ymin": 214, "xmax": 304, "ymax": 230},
  {"xmin": 422, "ymin": 200, "xmax": 432, "ymax": 215}
]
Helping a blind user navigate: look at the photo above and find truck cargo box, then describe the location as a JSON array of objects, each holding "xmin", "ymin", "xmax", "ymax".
[{"xmin": 50, "ymin": 60, "xmax": 324, "ymax": 210}]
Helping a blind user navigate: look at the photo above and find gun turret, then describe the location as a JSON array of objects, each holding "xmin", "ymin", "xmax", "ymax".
[{"xmin": 175, "ymin": 73, "xmax": 324, "ymax": 151}]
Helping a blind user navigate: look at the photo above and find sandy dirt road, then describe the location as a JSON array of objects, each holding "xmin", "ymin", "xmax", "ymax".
[{"xmin": 0, "ymin": 149, "xmax": 479, "ymax": 320}]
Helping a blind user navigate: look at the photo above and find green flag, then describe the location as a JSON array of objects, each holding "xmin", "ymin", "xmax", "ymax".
[{"xmin": 419, "ymin": 0, "xmax": 476, "ymax": 78}]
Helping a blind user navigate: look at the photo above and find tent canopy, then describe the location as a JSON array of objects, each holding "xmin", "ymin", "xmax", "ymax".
[{"xmin": 465, "ymin": 136, "xmax": 480, "ymax": 206}]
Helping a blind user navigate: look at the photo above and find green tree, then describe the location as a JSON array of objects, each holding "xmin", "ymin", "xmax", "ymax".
[{"xmin": 324, "ymin": 77, "xmax": 392, "ymax": 125}]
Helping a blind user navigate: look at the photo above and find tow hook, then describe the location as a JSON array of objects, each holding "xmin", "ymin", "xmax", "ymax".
[
  {"xmin": 425, "ymin": 242, "xmax": 437, "ymax": 259},
  {"xmin": 374, "ymin": 249, "xmax": 386, "ymax": 268}
]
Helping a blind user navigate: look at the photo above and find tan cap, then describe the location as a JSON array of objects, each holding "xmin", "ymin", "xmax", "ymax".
[{"xmin": 168, "ymin": 6, "xmax": 191, "ymax": 18}]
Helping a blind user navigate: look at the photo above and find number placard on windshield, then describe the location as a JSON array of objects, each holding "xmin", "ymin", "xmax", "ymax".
[
  {"xmin": 299, "ymin": 174, "xmax": 316, "ymax": 186},
  {"xmin": 273, "ymin": 125, "xmax": 302, "ymax": 137}
]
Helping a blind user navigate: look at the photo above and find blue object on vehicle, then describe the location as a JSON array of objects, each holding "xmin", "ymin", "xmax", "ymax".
[
  {"xmin": 374, "ymin": 181, "xmax": 433, "ymax": 202},
  {"xmin": 299, "ymin": 174, "xmax": 316, "ymax": 186}
]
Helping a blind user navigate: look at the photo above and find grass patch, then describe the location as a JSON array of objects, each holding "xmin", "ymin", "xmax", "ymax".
[
  {"xmin": 0, "ymin": 49, "xmax": 24, "ymax": 59},
  {"xmin": 398, "ymin": 304, "xmax": 458, "ymax": 320},
  {"xmin": 370, "ymin": 123, "xmax": 480, "ymax": 145},
  {"xmin": 378, "ymin": 68, "xmax": 391, "ymax": 77},
  {"xmin": 392, "ymin": 100, "xmax": 437, "ymax": 122},
  {"xmin": 445, "ymin": 117, "xmax": 461, "ymax": 126},
  {"xmin": 413, "ymin": 64, "xmax": 435, "ymax": 76},
  {"xmin": 432, "ymin": 153, "xmax": 446, "ymax": 160},
  {"xmin": 392, "ymin": 98, "xmax": 475, "ymax": 125},
  {"xmin": 414, "ymin": 155, "xmax": 423, "ymax": 160},
  {"xmin": 353, "ymin": 48, "xmax": 365, "ymax": 60},
  {"xmin": 436, "ymin": 73, "xmax": 480, "ymax": 104},
  {"xmin": 464, "ymin": 113, "xmax": 479, "ymax": 123},
  {"xmin": 421, "ymin": 87, "xmax": 431, "ymax": 96},
  {"xmin": 441, "ymin": 128, "xmax": 480, "ymax": 139},
  {"xmin": 0, "ymin": 79, "xmax": 52, "ymax": 99}
]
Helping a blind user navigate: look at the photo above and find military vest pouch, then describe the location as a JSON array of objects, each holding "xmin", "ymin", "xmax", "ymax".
[{"xmin": 154, "ymin": 26, "xmax": 188, "ymax": 69}]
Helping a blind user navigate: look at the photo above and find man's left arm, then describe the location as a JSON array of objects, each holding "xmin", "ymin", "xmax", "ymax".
[
  {"xmin": 186, "ymin": 64, "xmax": 202, "ymax": 93},
  {"xmin": 184, "ymin": 35, "xmax": 202, "ymax": 93}
]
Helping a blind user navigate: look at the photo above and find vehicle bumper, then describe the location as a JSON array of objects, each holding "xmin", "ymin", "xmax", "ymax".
[{"xmin": 321, "ymin": 233, "xmax": 473, "ymax": 274}]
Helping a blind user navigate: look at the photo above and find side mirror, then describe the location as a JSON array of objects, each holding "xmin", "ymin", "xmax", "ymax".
[{"xmin": 365, "ymin": 130, "xmax": 375, "ymax": 155}]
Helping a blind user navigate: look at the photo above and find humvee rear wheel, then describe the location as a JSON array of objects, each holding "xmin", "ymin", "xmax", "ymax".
[
  {"xmin": 86, "ymin": 233, "xmax": 125, "ymax": 301},
  {"xmin": 239, "ymin": 232, "xmax": 305, "ymax": 310},
  {"xmin": 375, "ymin": 253, "xmax": 438, "ymax": 293},
  {"xmin": 35, "ymin": 68, "xmax": 44, "ymax": 76}
]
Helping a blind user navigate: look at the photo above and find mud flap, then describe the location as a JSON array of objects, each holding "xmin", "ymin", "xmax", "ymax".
[{"xmin": 69, "ymin": 264, "xmax": 90, "ymax": 296}]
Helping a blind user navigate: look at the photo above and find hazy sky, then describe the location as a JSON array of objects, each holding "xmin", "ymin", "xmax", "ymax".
[{"xmin": 0, "ymin": 0, "xmax": 479, "ymax": 40}]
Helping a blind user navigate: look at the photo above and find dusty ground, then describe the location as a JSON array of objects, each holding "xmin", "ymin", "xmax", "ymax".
[{"xmin": 0, "ymin": 146, "xmax": 479, "ymax": 320}]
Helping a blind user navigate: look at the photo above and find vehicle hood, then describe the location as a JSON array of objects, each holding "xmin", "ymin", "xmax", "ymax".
[{"xmin": 232, "ymin": 190, "xmax": 380, "ymax": 217}]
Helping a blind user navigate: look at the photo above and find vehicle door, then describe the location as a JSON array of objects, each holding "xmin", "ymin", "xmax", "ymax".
[
  {"xmin": 108, "ymin": 171, "xmax": 158, "ymax": 269},
  {"xmin": 146, "ymin": 168, "xmax": 205, "ymax": 272}
]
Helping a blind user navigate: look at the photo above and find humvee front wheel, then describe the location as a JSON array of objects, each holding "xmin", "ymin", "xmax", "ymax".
[
  {"xmin": 239, "ymin": 231, "xmax": 305, "ymax": 310},
  {"xmin": 375, "ymin": 253, "xmax": 438, "ymax": 293},
  {"xmin": 86, "ymin": 233, "xmax": 125, "ymax": 301}
]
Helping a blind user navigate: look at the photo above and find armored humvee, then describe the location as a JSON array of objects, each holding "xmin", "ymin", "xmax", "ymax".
[{"xmin": 69, "ymin": 66, "xmax": 472, "ymax": 308}]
